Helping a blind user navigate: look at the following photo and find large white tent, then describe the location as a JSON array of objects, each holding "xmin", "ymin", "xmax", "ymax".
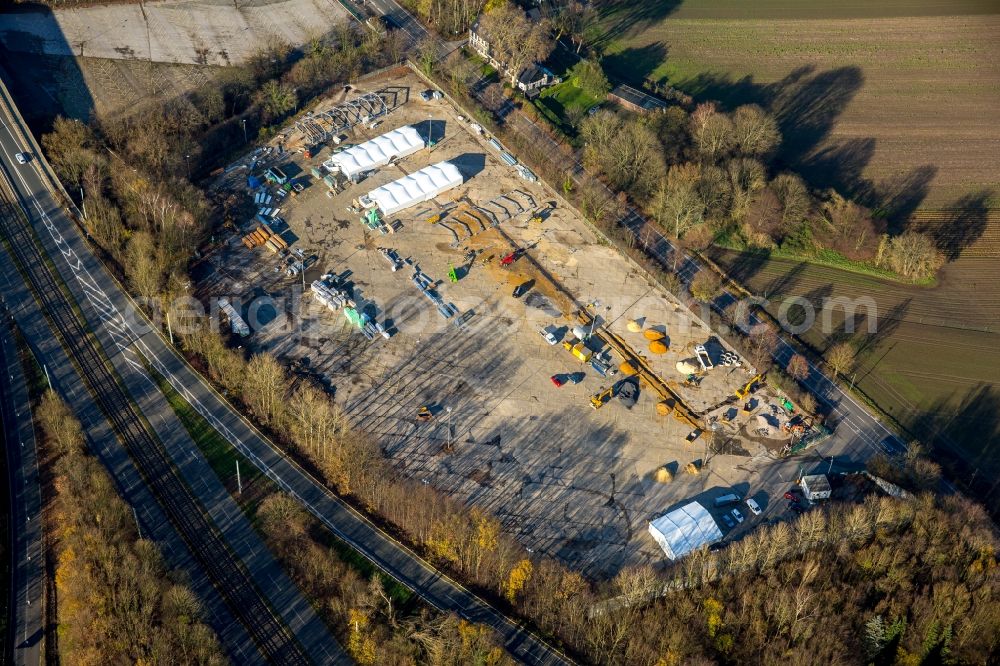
[
  {"xmin": 648, "ymin": 502, "xmax": 722, "ymax": 560},
  {"xmin": 364, "ymin": 161, "xmax": 463, "ymax": 216},
  {"xmin": 324, "ymin": 125, "xmax": 424, "ymax": 181}
]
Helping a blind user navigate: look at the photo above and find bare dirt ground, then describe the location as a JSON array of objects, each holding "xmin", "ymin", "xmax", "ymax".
[
  {"xmin": 0, "ymin": 0, "xmax": 349, "ymax": 65},
  {"xmin": 194, "ymin": 71, "xmax": 824, "ymax": 579},
  {"xmin": 603, "ymin": 12, "xmax": 1000, "ymax": 209}
]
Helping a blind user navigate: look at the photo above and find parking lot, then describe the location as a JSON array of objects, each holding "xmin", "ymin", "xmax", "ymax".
[{"xmin": 197, "ymin": 70, "xmax": 816, "ymax": 578}]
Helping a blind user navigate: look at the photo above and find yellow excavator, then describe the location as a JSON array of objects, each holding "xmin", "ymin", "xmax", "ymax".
[
  {"xmin": 590, "ymin": 385, "xmax": 615, "ymax": 410},
  {"xmin": 735, "ymin": 373, "xmax": 765, "ymax": 400}
]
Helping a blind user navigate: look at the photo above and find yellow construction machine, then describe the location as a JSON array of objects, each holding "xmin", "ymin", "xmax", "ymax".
[
  {"xmin": 735, "ymin": 373, "xmax": 765, "ymax": 400},
  {"xmin": 590, "ymin": 385, "xmax": 615, "ymax": 410}
]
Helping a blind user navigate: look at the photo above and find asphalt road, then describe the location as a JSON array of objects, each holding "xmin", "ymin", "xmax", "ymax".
[
  {"xmin": 1, "ymin": 312, "xmax": 43, "ymax": 666},
  {"xmin": 0, "ymin": 71, "xmax": 571, "ymax": 664},
  {"xmin": 0, "ymin": 246, "xmax": 272, "ymax": 665}
]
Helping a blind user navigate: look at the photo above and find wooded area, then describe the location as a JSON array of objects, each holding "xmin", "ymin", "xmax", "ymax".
[{"xmin": 36, "ymin": 390, "xmax": 225, "ymax": 665}]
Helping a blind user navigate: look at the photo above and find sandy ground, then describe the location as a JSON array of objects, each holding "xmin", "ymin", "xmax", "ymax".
[
  {"xmin": 0, "ymin": 0, "xmax": 349, "ymax": 65},
  {"xmin": 196, "ymin": 71, "xmax": 818, "ymax": 579}
]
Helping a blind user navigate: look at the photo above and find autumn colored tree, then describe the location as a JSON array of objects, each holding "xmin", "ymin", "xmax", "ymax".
[
  {"xmin": 825, "ymin": 342, "xmax": 854, "ymax": 378},
  {"xmin": 786, "ymin": 354, "xmax": 810, "ymax": 382}
]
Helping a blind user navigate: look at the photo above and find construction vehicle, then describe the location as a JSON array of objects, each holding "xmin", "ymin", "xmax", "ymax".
[
  {"xmin": 416, "ymin": 406, "xmax": 433, "ymax": 422},
  {"xmin": 590, "ymin": 385, "xmax": 616, "ymax": 410},
  {"xmin": 578, "ymin": 310, "xmax": 701, "ymax": 429},
  {"xmin": 735, "ymin": 373, "xmax": 765, "ymax": 400}
]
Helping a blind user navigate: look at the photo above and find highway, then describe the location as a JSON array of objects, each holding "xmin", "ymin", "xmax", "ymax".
[
  {"xmin": 1, "ymin": 310, "xmax": 43, "ymax": 666},
  {"xmin": 0, "ymin": 71, "xmax": 571, "ymax": 665},
  {"xmin": 0, "ymin": 76, "xmax": 348, "ymax": 663}
]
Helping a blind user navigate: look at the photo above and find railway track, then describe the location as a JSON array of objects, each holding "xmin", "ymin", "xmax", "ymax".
[{"xmin": 0, "ymin": 190, "xmax": 310, "ymax": 665}]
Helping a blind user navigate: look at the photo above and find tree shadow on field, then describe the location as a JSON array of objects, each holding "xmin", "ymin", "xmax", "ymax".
[
  {"xmin": 911, "ymin": 383, "xmax": 1000, "ymax": 519},
  {"xmin": 910, "ymin": 189, "xmax": 995, "ymax": 261},
  {"xmin": 602, "ymin": 43, "xmax": 669, "ymax": 87},
  {"xmin": 672, "ymin": 65, "xmax": 942, "ymax": 230},
  {"xmin": 761, "ymin": 261, "xmax": 807, "ymax": 301},
  {"xmin": 595, "ymin": 1, "xmax": 684, "ymax": 46}
]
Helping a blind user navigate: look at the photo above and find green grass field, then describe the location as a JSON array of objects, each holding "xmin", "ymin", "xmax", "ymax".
[{"xmin": 533, "ymin": 78, "xmax": 602, "ymax": 136}]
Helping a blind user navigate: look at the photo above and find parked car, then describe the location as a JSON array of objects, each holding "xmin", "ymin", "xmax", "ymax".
[
  {"xmin": 745, "ymin": 498, "xmax": 762, "ymax": 516},
  {"xmin": 783, "ymin": 491, "xmax": 796, "ymax": 501},
  {"xmin": 14, "ymin": 152, "xmax": 27, "ymax": 164},
  {"xmin": 722, "ymin": 513, "xmax": 735, "ymax": 529},
  {"xmin": 566, "ymin": 372, "xmax": 585, "ymax": 384},
  {"xmin": 790, "ymin": 503, "xmax": 806, "ymax": 513},
  {"xmin": 550, "ymin": 375, "xmax": 564, "ymax": 387},
  {"xmin": 540, "ymin": 325, "xmax": 559, "ymax": 345},
  {"xmin": 731, "ymin": 508, "xmax": 744, "ymax": 524}
]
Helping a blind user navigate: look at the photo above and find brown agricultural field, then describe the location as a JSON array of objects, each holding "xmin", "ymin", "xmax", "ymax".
[{"xmin": 600, "ymin": 2, "xmax": 1000, "ymax": 208}]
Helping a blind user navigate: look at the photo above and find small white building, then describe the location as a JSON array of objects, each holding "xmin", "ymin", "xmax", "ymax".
[
  {"xmin": 323, "ymin": 125, "xmax": 425, "ymax": 181},
  {"xmin": 648, "ymin": 502, "xmax": 723, "ymax": 560},
  {"xmin": 362, "ymin": 161, "xmax": 463, "ymax": 217},
  {"xmin": 800, "ymin": 474, "xmax": 832, "ymax": 501}
]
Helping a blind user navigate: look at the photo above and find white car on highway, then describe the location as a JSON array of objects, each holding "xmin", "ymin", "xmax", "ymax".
[{"xmin": 15, "ymin": 152, "xmax": 28, "ymax": 165}]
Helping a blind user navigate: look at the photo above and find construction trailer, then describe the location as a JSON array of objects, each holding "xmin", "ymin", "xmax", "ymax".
[
  {"xmin": 217, "ymin": 297, "xmax": 250, "ymax": 337},
  {"xmin": 648, "ymin": 502, "xmax": 723, "ymax": 560},
  {"xmin": 322, "ymin": 125, "xmax": 425, "ymax": 181},
  {"xmin": 800, "ymin": 474, "xmax": 832, "ymax": 501},
  {"xmin": 361, "ymin": 161, "xmax": 464, "ymax": 217}
]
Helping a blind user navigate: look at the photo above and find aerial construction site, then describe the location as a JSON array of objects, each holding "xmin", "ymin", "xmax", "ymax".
[{"xmin": 197, "ymin": 68, "xmax": 825, "ymax": 578}]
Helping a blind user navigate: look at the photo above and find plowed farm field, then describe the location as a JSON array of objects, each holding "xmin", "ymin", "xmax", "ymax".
[
  {"xmin": 710, "ymin": 210, "xmax": 1000, "ymax": 507},
  {"xmin": 600, "ymin": 1, "xmax": 1000, "ymax": 208}
]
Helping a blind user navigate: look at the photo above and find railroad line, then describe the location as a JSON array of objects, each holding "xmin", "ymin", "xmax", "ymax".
[{"xmin": 0, "ymin": 188, "xmax": 310, "ymax": 665}]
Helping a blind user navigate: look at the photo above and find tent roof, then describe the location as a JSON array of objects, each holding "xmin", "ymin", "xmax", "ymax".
[
  {"xmin": 325, "ymin": 125, "xmax": 424, "ymax": 178},
  {"xmin": 367, "ymin": 161, "xmax": 463, "ymax": 216},
  {"xmin": 648, "ymin": 502, "xmax": 722, "ymax": 560}
]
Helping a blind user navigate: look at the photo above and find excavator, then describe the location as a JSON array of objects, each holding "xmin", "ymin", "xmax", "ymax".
[{"xmin": 735, "ymin": 373, "xmax": 766, "ymax": 400}]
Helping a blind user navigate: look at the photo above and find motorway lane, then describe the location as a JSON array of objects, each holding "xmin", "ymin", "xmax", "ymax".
[
  {"xmin": 1, "ymin": 310, "xmax": 43, "ymax": 666},
  {"xmin": 0, "ymin": 77, "xmax": 571, "ymax": 664},
  {"xmin": 0, "ymin": 93, "xmax": 345, "ymax": 663},
  {"xmin": 0, "ymin": 247, "xmax": 269, "ymax": 665}
]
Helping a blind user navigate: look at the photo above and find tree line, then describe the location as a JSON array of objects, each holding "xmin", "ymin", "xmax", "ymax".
[
  {"xmin": 36, "ymin": 390, "xmax": 225, "ymax": 665},
  {"xmin": 578, "ymin": 100, "xmax": 942, "ymax": 281},
  {"xmin": 256, "ymin": 491, "xmax": 511, "ymax": 665}
]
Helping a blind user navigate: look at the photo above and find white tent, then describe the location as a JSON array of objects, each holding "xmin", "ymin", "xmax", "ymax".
[
  {"xmin": 365, "ymin": 161, "xmax": 463, "ymax": 216},
  {"xmin": 324, "ymin": 125, "xmax": 425, "ymax": 180},
  {"xmin": 648, "ymin": 502, "xmax": 722, "ymax": 560}
]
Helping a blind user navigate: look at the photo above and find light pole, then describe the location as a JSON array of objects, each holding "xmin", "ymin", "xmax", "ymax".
[
  {"xmin": 446, "ymin": 406, "xmax": 452, "ymax": 451},
  {"xmin": 185, "ymin": 154, "xmax": 190, "ymax": 179},
  {"xmin": 242, "ymin": 118, "xmax": 248, "ymax": 144},
  {"xmin": 428, "ymin": 114, "xmax": 433, "ymax": 144}
]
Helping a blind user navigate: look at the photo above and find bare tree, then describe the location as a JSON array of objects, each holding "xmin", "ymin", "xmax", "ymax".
[
  {"xmin": 478, "ymin": 2, "xmax": 553, "ymax": 86},
  {"xmin": 772, "ymin": 172, "xmax": 811, "ymax": 228},
  {"xmin": 884, "ymin": 231, "xmax": 942, "ymax": 280},
  {"xmin": 37, "ymin": 389, "xmax": 85, "ymax": 456},
  {"xmin": 825, "ymin": 341, "xmax": 854, "ymax": 378},
  {"xmin": 726, "ymin": 157, "xmax": 767, "ymax": 222},
  {"xmin": 731, "ymin": 104, "xmax": 781, "ymax": 158},
  {"xmin": 786, "ymin": 354, "xmax": 810, "ymax": 381},
  {"xmin": 243, "ymin": 353, "xmax": 287, "ymax": 426},
  {"xmin": 689, "ymin": 270, "xmax": 722, "ymax": 303},
  {"xmin": 691, "ymin": 102, "xmax": 735, "ymax": 163},
  {"xmin": 651, "ymin": 163, "xmax": 705, "ymax": 238},
  {"xmin": 747, "ymin": 323, "xmax": 779, "ymax": 368}
]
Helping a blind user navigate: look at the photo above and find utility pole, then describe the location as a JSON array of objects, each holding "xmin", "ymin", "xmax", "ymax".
[
  {"xmin": 132, "ymin": 507, "xmax": 142, "ymax": 539},
  {"xmin": 236, "ymin": 459, "xmax": 242, "ymax": 495},
  {"xmin": 43, "ymin": 364, "xmax": 51, "ymax": 389},
  {"xmin": 166, "ymin": 311, "xmax": 174, "ymax": 345},
  {"xmin": 446, "ymin": 406, "xmax": 452, "ymax": 451},
  {"xmin": 80, "ymin": 187, "xmax": 86, "ymax": 219},
  {"xmin": 242, "ymin": 118, "xmax": 248, "ymax": 144},
  {"xmin": 185, "ymin": 154, "xmax": 191, "ymax": 179}
]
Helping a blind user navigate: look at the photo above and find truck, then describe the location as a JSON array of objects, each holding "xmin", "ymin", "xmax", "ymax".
[
  {"xmin": 265, "ymin": 166, "xmax": 288, "ymax": 185},
  {"xmin": 713, "ymin": 493, "xmax": 740, "ymax": 508}
]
